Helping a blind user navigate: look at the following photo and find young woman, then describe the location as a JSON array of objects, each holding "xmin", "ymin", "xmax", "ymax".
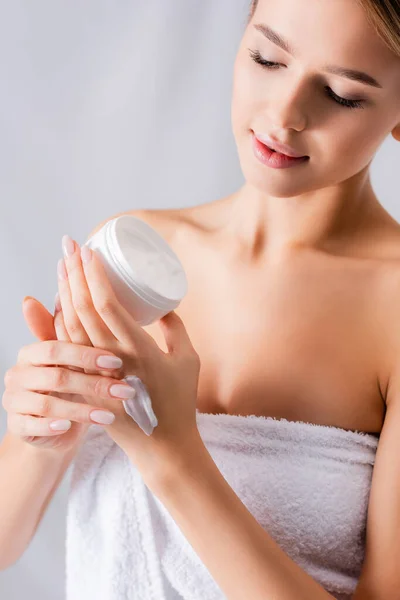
[{"xmin": 2, "ymin": 0, "xmax": 400, "ymax": 598}]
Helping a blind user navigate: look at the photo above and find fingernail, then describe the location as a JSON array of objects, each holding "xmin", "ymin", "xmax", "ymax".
[
  {"xmin": 62, "ymin": 234, "xmax": 75, "ymax": 258},
  {"xmin": 81, "ymin": 245, "xmax": 92, "ymax": 264},
  {"xmin": 90, "ymin": 410, "xmax": 116, "ymax": 425},
  {"xmin": 49, "ymin": 420, "xmax": 71, "ymax": 431},
  {"xmin": 110, "ymin": 384, "xmax": 136, "ymax": 399},
  {"xmin": 57, "ymin": 258, "xmax": 68, "ymax": 280},
  {"xmin": 96, "ymin": 355, "xmax": 123, "ymax": 369}
]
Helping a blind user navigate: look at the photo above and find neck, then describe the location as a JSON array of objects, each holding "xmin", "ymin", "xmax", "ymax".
[{"xmin": 225, "ymin": 166, "xmax": 382, "ymax": 263}]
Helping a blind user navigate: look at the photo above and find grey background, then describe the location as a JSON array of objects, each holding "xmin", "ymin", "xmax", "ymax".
[{"xmin": 0, "ymin": 1, "xmax": 398, "ymax": 598}]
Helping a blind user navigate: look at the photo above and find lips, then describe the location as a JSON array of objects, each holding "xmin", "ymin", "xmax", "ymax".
[
  {"xmin": 252, "ymin": 134, "xmax": 309, "ymax": 169},
  {"xmin": 253, "ymin": 131, "xmax": 308, "ymax": 159}
]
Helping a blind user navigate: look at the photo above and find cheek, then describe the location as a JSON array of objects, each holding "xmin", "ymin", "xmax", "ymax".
[
  {"xmin": 330, "ymin": 119, "xmax": 384, "ymax": 177},
  {"xmin": 231, "ymin": 82, "xmax": 259, "ymax": 147}
]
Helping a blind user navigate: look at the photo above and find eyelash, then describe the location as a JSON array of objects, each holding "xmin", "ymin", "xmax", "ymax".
[{"xmin": 248, "ymin": 49, "xmax": 365, "ymax": 110}]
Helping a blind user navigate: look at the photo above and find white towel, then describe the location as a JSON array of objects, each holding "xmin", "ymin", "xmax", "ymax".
[{"xmin": 65, "ymin": 410, "xmax": 379, "ymax": 600}]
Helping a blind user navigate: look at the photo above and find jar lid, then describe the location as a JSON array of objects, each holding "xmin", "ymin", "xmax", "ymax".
[{"xmin": 106, "ymin": 215, "xmax": 188, "ymax": 309}]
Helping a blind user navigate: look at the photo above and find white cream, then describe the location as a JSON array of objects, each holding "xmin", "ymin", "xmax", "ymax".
[{"xmin": 121, "ymin": 375, "xmax": 158, "ymax": 436}]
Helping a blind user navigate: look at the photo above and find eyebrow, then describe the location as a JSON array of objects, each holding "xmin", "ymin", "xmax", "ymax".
[{"xmin": 253, "ymin": 23, "xmax": 383, "ymax": 89}]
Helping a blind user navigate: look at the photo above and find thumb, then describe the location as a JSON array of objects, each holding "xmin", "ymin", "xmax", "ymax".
[
  {"xmin": 22, "ymin": 296, "xmax": 56, "ymax": 342},
  {"xmin": 158, "ymin": 310, "xmax": 195, "ymax": 356}
]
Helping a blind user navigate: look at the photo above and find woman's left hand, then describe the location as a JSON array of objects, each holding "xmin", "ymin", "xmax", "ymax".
[{"xmin": 56, "ymin": 234, "xmax": 202, "ymax": 484}]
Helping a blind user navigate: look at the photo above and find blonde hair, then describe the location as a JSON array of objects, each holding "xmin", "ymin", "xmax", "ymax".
[{"xmin": 247, "ymin": 0, "xmax": 400, "ymax": 57}]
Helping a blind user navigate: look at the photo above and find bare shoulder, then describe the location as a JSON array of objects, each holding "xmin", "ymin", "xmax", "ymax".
[
  {"xmin": 372, "ymin": 230, "xmax": 400, "ymax": 407},
  {"xmin": 87, "ymin": 207, "xmax": 187, "ymax": 242},
  {"xmin": 86, "ymin": 197, "xmax": 236, "ymax": 248}
]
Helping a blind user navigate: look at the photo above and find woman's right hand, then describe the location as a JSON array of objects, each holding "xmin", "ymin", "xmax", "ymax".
[{"xmin": 2, "ymin": 340, "xmax": 134, "ymax": 453}]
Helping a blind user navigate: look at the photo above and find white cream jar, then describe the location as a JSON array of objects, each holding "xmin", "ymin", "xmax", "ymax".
[{"xmin": 83, "ymin": 214, "xmax": 188, "ymax": 326}]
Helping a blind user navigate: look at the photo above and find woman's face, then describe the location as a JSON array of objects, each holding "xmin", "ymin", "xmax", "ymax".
[{"xmin": 231, "ymin": 0, "xmax": 400, "ymax": 197}]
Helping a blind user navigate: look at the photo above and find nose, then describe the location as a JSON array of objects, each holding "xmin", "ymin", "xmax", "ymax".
[{"xmin": 268, "ymin": 80, "xmax": 309, "ymax": 132}]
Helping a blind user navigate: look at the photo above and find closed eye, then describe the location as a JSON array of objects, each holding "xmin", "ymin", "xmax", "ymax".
[{"xmin": 248, "ymin": 49, "xmax": 366, "ymax": 110}]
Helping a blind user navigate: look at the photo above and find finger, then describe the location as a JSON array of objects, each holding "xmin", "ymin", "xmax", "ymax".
[
  {"xmin": 54, "ymin": 289, "xmax": 121, "ymax": 381},
  {"xmin": 80, "ymin": 244, "xmax": 147, "ymax": 348},
  {"xmin": 8, "ymin": 412, "xmax": 73, "ymax": 437},
  {"xmin": 61, "ymin": 235, "xmax": 115, "ymax": 348},
  {"xmin": 9, "ymin": 365, "xmax": 135, "ymax": 405},
  {"xmin": 22, "ymin": 296, "xmax": 57, "ymax": 341},
  {"xmin": 57, "ymin": 254, "xmax": 94, "ymax": 348},
  {"xmin": 54, "ymin": 293, "xmax": 71, "ymax": 343},
  {"xmin": 57, "ymin": 250, "xmax": 112, "ymax": 378},
  {"xmin": 53, "ymin": 286, "xmax": 85, "ymax": 376},
  {"xmin": 58, "ymin": 245, "xmax": 123, "ymax": 379},
  {"xmin": 17, "ymin": 340, "xmax": 124, "ymax": 373},
  {"xmin": 5, "ymin": 390, "xmax": 116, "ymax": 426}
]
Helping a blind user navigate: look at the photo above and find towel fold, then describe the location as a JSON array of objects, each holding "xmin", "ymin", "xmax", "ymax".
[{"xmin": 65, "ymin": 410, "xmax": 379, "ymax": 600}]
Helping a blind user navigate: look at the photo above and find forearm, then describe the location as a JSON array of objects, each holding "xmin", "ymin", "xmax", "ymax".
[
  {"xmin": 143, "ymin": 437, "xmax": 334, "ymax": 600},
  {"xmin": 0, "ymin": 434, "xmax": 73, "ymax": 569}
]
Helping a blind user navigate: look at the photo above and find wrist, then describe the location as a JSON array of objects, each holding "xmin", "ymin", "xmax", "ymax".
[{"xmin": 145, "ymin": 430, "xmax": 209, "ymax": 494}]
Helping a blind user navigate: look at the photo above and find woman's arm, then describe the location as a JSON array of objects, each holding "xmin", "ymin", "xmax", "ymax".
[{"xmin": 129, "ymin": 435, "xmax": 335, "ymax": 600}]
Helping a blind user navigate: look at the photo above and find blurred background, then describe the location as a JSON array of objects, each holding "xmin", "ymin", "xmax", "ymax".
[{"xmin": 0, "ymin": 1, "xmax": 398, "ymax": 598}]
